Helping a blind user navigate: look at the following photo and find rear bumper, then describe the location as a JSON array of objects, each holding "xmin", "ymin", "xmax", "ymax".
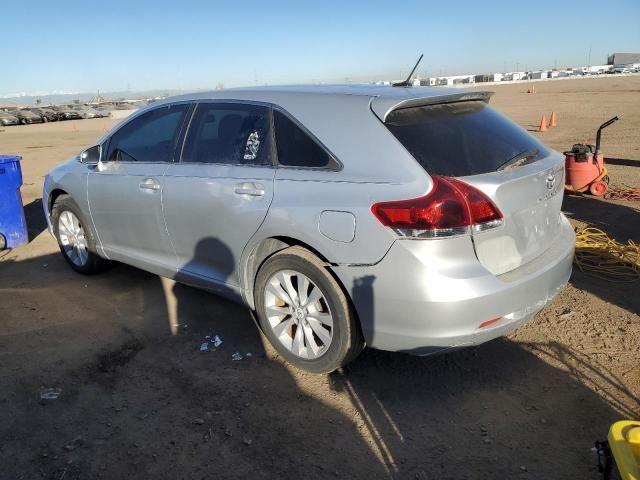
[{"xmin": 332, "ymin": 214, "xmax": 575, "ymax": 354}]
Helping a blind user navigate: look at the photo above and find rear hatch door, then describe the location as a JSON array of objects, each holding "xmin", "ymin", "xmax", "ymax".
[
  {"xmin": 463, "ymin": 155, "xmax": 565, "ymax": 275},
  {"xmin": 382, "ymin": 99, "xmax": 565, "ymax": 275}
]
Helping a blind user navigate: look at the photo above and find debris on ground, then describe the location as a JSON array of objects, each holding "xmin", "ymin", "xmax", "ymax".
[
  {"xmin": 200, "ymin": 335, "xmax": 222, "ymax": 351},
  {"xmin": 559, "ymin": 310, "xmax": 576, "ymax": 320},
  {"xmin": 39, "ymin": 387, "xmax": 62, "ymax": 400},
  {"xmin": 605, "ymin": 187, "xmax": 640, "ymax": 202},
  {"xmin": 231, "ymin": 352, "xmax": 243, "ymax": 361}
]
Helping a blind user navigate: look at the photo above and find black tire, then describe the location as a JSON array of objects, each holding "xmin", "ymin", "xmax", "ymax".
[
  {"xmin": 51, "ymin": 195, "xmax": 111, "ymax": 274},
  {"xmin": 254, "ymin": 246, "xmax": 364, "ymax": 373}
]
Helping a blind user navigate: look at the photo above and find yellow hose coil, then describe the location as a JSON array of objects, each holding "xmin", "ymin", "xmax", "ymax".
[{"xmin": 574, "ymin": 227, "xmax": 640, "ymax": 283}]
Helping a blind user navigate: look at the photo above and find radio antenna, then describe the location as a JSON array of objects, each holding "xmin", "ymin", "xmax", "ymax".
[{"xmin": 393, "ymin": 54, "xmax": 424, "ymax": 87}]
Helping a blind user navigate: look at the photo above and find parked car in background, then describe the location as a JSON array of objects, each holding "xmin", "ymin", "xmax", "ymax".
[
  {"xmin": 51, "ymin": 105, "xmax": 81, "ymax": 120},
  {"xmin": 71, "ymin": 105, "xmax": 100, "ymax": 119},
  {"xmin": 12, "ymin": 109, "xmax": 44, "ymax": 125},
  {"xmin": 30, "ymin": 107, "xmax": 60, "ymax": 122},
  {"xmin": 93, "ymin": 106, "xmax": 112, "ymax": 118},
  {"xmin": 114, "ymin": 102, "xmax": 139, "ymax": 110},
  {"xmin": 43, "ymin": 85, "xmax": 574, "ymax": 373},
  {"xmin": 0, "ymin": 110, "xmax": 21, "ymax": 126},
  {"xmin": 612, "ymin": 66, "xmax": 631, "ymax": 74}
]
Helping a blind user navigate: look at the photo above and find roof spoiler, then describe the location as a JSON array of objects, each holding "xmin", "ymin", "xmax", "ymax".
[{"xmin": 372, "ymin": 91, "xmax": 494, "ymax": 122}]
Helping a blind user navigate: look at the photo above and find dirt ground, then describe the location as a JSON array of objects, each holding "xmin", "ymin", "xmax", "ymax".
[{"xmin": 1, "ymin": 76, "xmax": 638, "ymax": 479}]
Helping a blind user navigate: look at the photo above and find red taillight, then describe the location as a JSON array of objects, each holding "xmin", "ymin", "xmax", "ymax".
[{"xmin": 371, "ymin": 176, "xmax": 503, "ymax": 238}]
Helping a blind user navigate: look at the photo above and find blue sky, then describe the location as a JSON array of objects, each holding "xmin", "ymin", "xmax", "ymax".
[{"xmin": 1, "ymin": 0, "xmax": 639, "ymax": 96}]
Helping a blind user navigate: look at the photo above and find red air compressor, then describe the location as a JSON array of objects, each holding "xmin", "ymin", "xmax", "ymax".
[{"xmin": 564, "ymin": 116, "xmax": 619, "ymax": 196}]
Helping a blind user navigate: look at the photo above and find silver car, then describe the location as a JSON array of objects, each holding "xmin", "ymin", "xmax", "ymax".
[{"xmin": 42, "ymin": 85, "xmax": 574, "ymax": 373}]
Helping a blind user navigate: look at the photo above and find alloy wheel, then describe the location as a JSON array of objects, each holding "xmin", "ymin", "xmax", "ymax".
[
  {"xmin": 57, "ymin": 211, "xmax": 89, "ymax": 267},
  {"xmin": 264, "ymin": 269, "xmax": 334, "ymax": 359}
]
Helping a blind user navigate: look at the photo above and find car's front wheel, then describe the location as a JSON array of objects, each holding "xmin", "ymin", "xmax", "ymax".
[
  {"xmin": 255, "ymin": 246, "xmax": 364, "ymax": 373},
  {"xmin": 51, "ymin": 195, "xmax": 111, "ymax": 274}
]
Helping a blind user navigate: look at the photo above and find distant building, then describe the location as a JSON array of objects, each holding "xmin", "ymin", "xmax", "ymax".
[
  {"xmin": 411, "ymin": 78, "xmax": 437, "ymax": 87},
  {"xmin": 474, "ymin": 73, "xmax": 503, "ymax": 83},
  {"xmin": 503, "ymin": 71, "xmax": 526, "ymax": 81},
  {"xmin": 607, "ymin": 53, "xmax": 640, "ymax": 65},
  {"xmin": 582, "ymin": 65, "xmax": 611, "ymax": 74},
  {"xmin": 530, "ymin": 70, "xmax": 549, "ymax": 80}
]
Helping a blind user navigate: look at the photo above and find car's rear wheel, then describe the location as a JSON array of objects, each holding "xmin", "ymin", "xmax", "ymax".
[
  {"xmin": 255, "ymin": 246, "xmax": 364, "ymax": 373},
  {"xmin": 52, "ymin": 195, "xmax": 111, "ymax": 274}
]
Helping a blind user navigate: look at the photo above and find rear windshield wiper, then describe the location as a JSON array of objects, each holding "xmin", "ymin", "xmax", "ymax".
[{"xmin": 497, "ymin": 148, "xmax": 539, "ymax": 171}]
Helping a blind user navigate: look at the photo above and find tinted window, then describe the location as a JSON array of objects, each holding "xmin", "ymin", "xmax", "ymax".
[
  {"xmin": 182, "ymin": 103, "xmax": 272, "ymax": 165},
  {"xmin": 274, "ymin": 111, "xmax": 333, "ymax": 168},
  {"xmin": 385, "ymin": 101, "xmax": 549, "ymax": 176},
  {"xmin": 107, "ymin": 104, "xmax": 189, "ymax": 163}
]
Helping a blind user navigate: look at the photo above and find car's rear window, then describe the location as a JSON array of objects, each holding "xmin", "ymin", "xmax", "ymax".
[{"xmin": 385, "ymin": 101, "xmax": 549, "ymax": 176}]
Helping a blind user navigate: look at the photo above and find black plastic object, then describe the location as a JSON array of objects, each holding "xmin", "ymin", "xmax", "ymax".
[
  {"xmin": 393, "ymin": 54, "xmax": 424, "ymax": 87},
  {"xmin": 594, "ymin": 440, "xmax": 614, "ymax": 480},
  {"xmin": 595, "ymin": 116, "xmax": 619, "ymax": 155},
  {"xmin": 566, "ymin": 143, "xmax": 594, "ymax": 162}
]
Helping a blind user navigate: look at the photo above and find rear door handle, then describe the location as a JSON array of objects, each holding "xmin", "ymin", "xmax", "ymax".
[
  {"xmin": 234, "ymin": 182, "xmax": 265, "ymax": 197},
  {"xmin": 139, "ymin": 178, "xmax": 160, "ymax": 191}
]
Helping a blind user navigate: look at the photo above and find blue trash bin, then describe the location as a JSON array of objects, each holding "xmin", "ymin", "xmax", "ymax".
[{"xmin": 0, "ymin": 155, "xmax": 28, "ymax": 249}]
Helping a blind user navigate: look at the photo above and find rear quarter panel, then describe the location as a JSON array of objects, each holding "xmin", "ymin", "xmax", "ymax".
[{"xmin": 239, "ymin": 94, "xmax": 432, "ymax": 304}]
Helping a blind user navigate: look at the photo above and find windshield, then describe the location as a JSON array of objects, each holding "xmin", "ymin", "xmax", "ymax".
[{"xmin": 385, "ymin": 101, "xmax": 549, "ymax": 177}]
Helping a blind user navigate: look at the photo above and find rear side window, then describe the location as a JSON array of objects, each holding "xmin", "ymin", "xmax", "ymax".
[
  {"xmin": 182, "ymin": 103, "xmax": 272, "ymax": 165},
  {"xmin": 107, "ymin": 104, "xmax": 189, "ymax": 163},
  {"xmin": 385, "ymin": 101, "xmax": 549, "ymax": 176},
  {"xmin": 274, "ymin": 110, "xmax": 334, "ymax": 168}
]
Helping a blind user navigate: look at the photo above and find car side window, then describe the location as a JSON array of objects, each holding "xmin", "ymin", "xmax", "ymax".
[
  {"xmin": 106, "ymin": 104, "xmax": 189, "ymax": 163},
  {"xmin": 181, "ymin": 103, "xmax": 272, "ymax": 165},
  {"xmin": 273, "ymin": 110, "xmax": 333, "ymax": 168}
]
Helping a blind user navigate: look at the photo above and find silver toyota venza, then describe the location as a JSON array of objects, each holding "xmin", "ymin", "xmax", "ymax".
[{"xmin": 43, "ymin": 85, "xmax": 574, "ymax": 373}]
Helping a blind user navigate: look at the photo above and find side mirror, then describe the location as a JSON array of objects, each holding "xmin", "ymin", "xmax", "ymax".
[{"xmin": 79, "ymin": 145, "xmax": 101, "ymax": 165}]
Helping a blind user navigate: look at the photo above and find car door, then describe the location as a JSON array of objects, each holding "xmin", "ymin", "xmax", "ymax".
[
  {"xmin": 162, "ymin": 101, "xmax": 276, "ymax": 290},
  {"xmin": 87, "ymin": 103, "xmax": 191, "ymax": 275}
]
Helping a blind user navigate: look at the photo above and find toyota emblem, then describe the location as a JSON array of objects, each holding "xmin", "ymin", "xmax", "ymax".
[{"xmin": 546, "ymin": 170, "xmax": 556, "ymax": 190}]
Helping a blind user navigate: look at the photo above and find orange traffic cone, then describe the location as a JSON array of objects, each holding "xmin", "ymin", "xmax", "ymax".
[
  {"xmin": 538, "ymin": 114, "xmax": 547, "ymax": 132},
  {"xmin": 548, "ymin": 111, "xmax": 557, "ymax": 128}
]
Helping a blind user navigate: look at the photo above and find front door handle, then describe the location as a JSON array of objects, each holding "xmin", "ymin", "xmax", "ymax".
[
  {"xmin": 139, "ymin": 178, "xmax": 160, "ymax": 192},
  {"xmin": 234, "ymin": 182, "xmax": 265, "ymax": 197}
]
